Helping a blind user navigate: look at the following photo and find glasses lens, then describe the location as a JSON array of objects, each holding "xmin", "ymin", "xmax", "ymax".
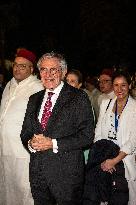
[
  {"xmin": 13, "ymin": 63, "xmax": 28, "ymax": 70},
  {"xmin": 40, "ymin": 67, "xmax": 60, "ymax": 74}
]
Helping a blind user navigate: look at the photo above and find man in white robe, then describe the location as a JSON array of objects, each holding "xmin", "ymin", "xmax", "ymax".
[{"xmin": 0, "ymin": 49, "xmax": 44, "ymax": 205}]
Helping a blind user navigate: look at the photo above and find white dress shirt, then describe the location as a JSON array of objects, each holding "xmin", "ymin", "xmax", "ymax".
[{"xmin": 29, "ymin": 81, "xmax": 64, "ymax": 153}]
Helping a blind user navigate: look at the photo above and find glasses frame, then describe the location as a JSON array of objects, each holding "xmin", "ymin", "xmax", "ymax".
[
  {"xmin": 99, "ymin": 79, "xmax": 112, "ymax": 84},
  {"xmin": 39, "ymin": 67, "xmax": 61, "ymax": 75},
  {"xmin": 12, "ymin": 62, "xmax": 32, "ymax": 70}
]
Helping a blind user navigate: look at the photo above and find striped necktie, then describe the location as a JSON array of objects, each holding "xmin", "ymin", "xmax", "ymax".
[{"xmin": 41, "ymin": 92, "xmax": 54, "ymax": 129}]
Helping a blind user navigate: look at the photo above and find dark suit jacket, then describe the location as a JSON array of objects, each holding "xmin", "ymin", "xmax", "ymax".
[
  {"xmin": 83, "ymin": 139, "xmax": 129, "ymax": 205},
  {"xmin": 21, "ymin": 82, "xmax": 94, "ymax": 186}
]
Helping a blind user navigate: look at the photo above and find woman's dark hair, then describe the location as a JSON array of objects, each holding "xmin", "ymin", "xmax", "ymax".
[
  {"xmin": 112, "ymin": 70, "xmax": 132, "ymax": 85},
  {"xmin": 84, "ymin": 75, "xmax": 99, "ymax": 88},
  {"xmin": 66, "ymin": 69, "xmax": 83, "ymax": 84}
]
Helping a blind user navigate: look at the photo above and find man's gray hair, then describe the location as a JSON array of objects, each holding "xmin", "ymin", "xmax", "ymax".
[{"xmin": 37, "ymin": 51, "xmax": 67, "ymax": 71}]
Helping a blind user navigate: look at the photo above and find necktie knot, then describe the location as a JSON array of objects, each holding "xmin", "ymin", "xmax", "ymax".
[{"xmin": 48, "ymin": 92, "xmax": 54, "ymax": 99}]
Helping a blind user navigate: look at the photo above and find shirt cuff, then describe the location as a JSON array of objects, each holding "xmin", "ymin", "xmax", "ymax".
[
  {"xmin": 28, "ymin": 140, "xmax": 37, "ymax": 153},
  {"xmin": 52, "ymin": 139, "xmax": 58, "ymax": 153}
]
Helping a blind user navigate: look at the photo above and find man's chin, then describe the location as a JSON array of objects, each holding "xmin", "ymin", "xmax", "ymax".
[{"xmin": 43, "ymin": 84, "xmax": 55, "ymax": 90}]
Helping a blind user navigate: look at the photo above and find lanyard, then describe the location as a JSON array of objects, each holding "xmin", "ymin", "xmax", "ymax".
[{"xmin": 115, "ymin": 96, "xmax": 129, "ymax": 132}]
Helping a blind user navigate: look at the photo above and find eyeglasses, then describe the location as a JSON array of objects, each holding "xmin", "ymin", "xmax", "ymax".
[
  {"xmin": 12, "ymin": 62, "xmax": 31, "ymax": 70},
  {"xmin": 99, "ymin": 80, "xmax": 112, "ymax": 84},
  {"xmin": 39, "ymin": 67, "xmax": 61, "ymax": 75}
]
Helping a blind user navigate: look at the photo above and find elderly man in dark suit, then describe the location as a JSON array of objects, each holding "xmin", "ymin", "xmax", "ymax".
[{"xmin": 20, "ymin": 52, "xmax": 94, "ymax": 205}]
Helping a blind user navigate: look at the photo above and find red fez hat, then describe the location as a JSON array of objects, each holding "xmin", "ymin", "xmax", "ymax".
[
  {"xmin": 100, "ymin": 68, "xmax": 114, "ymax": 78},
  {"xmin": 16, "ymin": 49, "xmax": 36, "ymax": 64}
]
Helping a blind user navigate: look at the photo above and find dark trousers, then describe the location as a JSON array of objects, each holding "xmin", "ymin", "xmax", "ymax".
[
  {"xmin": 30, "ymin": 160, "xmax": 84, "ymax": 205},
  {"xmin": 30, "ymin": 151, "xmax": 84, "ymax": 205},
  {"xmin": 31, "ymin": 182, "xmax": 83, "ymax": 205}
]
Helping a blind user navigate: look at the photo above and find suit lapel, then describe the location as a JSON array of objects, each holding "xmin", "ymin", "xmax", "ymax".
[
  {"xmin": 45, "ymin": 83, "xmax": 76, "ymax": 131},
  {"xmin": 34, "ymin": 90, "xmax": 45, "ymax": 132},
  {"xmin": 35, "ymin": 90, "xmax": 45, "ymax": 117}
]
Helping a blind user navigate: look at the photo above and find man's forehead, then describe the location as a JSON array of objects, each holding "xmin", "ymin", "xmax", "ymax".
[
  {"xmin": 40, "ymin": 57, "xmax": 60, "ymax": 67},
  {"xmin": 15, "ymin": 57, "xmax": 32, "ymax": 65},
  {"xmin": 99, "ymin": 74, "xmax": 111, "ymax": 80}
]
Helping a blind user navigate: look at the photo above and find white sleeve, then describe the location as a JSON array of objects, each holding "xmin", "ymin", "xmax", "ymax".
[
  {"xmin": 28, "ymin": 140, "xmax": 37, "ymax": 153},
  {"xmin": 52, "ymin": 139, "xmax": 58, "ymax": 153},
  {"xmin": 28, "ymin": 139, "xmax": 58, "ymax": 153}
]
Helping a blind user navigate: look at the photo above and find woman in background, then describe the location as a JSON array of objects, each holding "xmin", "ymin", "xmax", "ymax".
[{"xmin": 65, "ymin": 69, "xmax": 83, "ymax": 89}]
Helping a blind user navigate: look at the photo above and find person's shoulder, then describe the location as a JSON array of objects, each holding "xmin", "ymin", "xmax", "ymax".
[
  {"xmin": 63, "ymin": 82, "xmax": 84, "ymax": 95},
  {"xmin": 1, "ymin": 79, "xmax": 13, "ymax": 93},
  {"xmin": 27, "ymin": 76, "xmax": 44, "ymax": 94},
  {"xmin": 98, "ymin": 93, "xmax": 104, "ymax": 102},
  {"xmin": 79, "ymin": 88, "xmax": 89, "ymax": 98},
  {"xmin": 29, "ymin": 89, "xmax": 45, "ymax": 100},
  {"xmin": 94, "ymin": 88, "xmax": 101, "ymax": 95},
  {"xmin": 63, "ymin": 83, "xmax": 89, "ymax": 101},
  {"xmin": 71, "ymin": 86, "xmax": 89, "ymax": 99},
  {"xmin": 76, "ymin": 89, "xmax": 91, "ymax": 105},
  {"xmin": 129, "ymin": 95, "xmax": 136, "ymax": 102},
  {"xmin": 100, "ymin": 98, "xmax": 114, "ymax": 112},
  {"xmin": 28, "ymin": 75, "xmax": 43, "ymax": 86},
  {"xmin": 128, "ymin": 95, "xmax": 136, "ymax": 108},
  {"xmin": 102, "ymin": 98, "xmax": 113, "ymax": 104}
]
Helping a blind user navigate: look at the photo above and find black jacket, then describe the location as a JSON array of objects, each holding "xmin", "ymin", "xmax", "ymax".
[{"xmin": 83, "ymin": 139, "xmax": 129, "ymax": 205}]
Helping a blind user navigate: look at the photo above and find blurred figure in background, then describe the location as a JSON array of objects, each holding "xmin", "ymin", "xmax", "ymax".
[
  {"xmin": 65, "ymin": 69, "xmax": 83, "ymax": 89},
  {"xmin": 131, "ymin": 72, "xmax": 136, "ymax": 100},
  {"xmin": 66, "ymin": 69, "xmax": 94, "ymax": 164},
  {"xmin": 84, "ymin": 75, "xmax": 101, "ymax": 122},
  {"xmin": 0, "ymin": 48, "xmax": 44, "ymax": 205},
  {"xmin": 0, "ymin": 69, "xmax": 5, "ymax": 103},
  {"xmin": 98, "ymin": 68, "xmax": 115, "ymax": 107}
]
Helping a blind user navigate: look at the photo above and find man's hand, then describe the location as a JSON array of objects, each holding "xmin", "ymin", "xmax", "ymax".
[{"xmin": 30, "ymin": 134, "xmax": 53, "ymax": 151}]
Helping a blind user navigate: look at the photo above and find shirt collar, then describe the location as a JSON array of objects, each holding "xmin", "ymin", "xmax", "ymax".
[
  {"xmin": 46, "ymin": 81, "xmax": 64, "ymax": 95},
  {"xmin": 13, "ymin": 75, "xmax": 33, "ymax": 85}
]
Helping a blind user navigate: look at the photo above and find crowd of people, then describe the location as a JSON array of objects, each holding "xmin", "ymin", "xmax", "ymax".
[{"xmin": 0, "ymin": 48, "xmax": 136, "ymax": 205}]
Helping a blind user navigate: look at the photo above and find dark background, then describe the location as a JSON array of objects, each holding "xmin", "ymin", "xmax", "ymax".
[{"xmin": 0, "ymin": 0, "xmax": 135, "ymax": 76}]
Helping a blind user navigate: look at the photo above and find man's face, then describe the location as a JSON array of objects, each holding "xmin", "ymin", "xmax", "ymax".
[
  {"xmin": 99, "ymin": 74, "xmax": 113, "ymax": 94},
  {"xmin": 39, "ymin": 57, "xmax": 65, "ymax": 90},
  {"xmin": 13, "ymin": 57, "xmax": 33, "ymax": 82}
]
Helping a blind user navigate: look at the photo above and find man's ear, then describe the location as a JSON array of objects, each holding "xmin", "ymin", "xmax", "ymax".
[
  {"xmin": 30, "ymin": 66, "xmax": 34, "ymax": 74},
  {"xmin": 78, "ymin": 83, "xmax": 82, "ymax": 89},
  {"xmin": 62, "ymin": 69, "xmax": 67, "ymax": 80}
]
